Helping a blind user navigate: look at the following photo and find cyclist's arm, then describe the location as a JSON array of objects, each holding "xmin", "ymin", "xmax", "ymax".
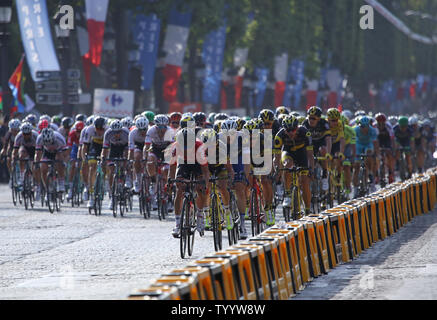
[
  {"xmin": 339, "ymin": 136, "xmax": 345, "ymax": 155},
  {"xmin": 101, "ymin": 147, "xmax": 109, "ymax": 161}
]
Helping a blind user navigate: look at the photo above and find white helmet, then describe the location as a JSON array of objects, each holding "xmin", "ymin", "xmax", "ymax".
[
  {"xmin": 41, "ymin": 128, "xmax": 55, "ymax": 144},
  {"xmin": 110, "ymin": 119, "xmax": 123, "ymax": 131},
  {"xmin": 9, "ymin": 119, "xmax": 21, "ymax": 130},
  {"xmin": 135, "ymin": 117, "xmax": 149, "ymax": 130},
  {"xmin": 40, "ymin": 115, "xmax": 51, "ymax": 123},
  {"xmin": 20, "ymin": 122, "xmax": 33, "ymax": 134},
  {"xmin": 408, "ymin": 116, "xmax": 419, "ymax": 126},
  {"xmin": 342, "ymin": 110, "xmax": 353, "ymax": 120},
  {"xmin": 86, "ymin": 115, "xmax": 94, "ymax": 126},
  {"xmin": 154, "ymin": 114, "xmax": 169, "ymax": 126},
  {"xmin": 121, "ymin": 117, "xmax": 133, "ymax": 129},
  {"xmin": 221, "ymin": 119, "xmax": 238, "ymax": 131}
]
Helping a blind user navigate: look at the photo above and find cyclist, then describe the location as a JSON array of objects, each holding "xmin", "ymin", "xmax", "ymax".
[
  {"xmin": 168, "ymin": 128, "xmax": 210, "ymax": 238},
  {"xmin": 327, "ymin": 108, "xmax": 346, "ymax": 181},
  {"xmin": 258, "ymin": 109, "xmax": 280, "ymax": 225},
  {"xmin": 393, "ymin": 116, "xmax": 415, "ymax": 179},
  {"xmin": 51, "ymin": 115, "xmax": 62, "ymax": 128},
  {"xmin": 353, "ymin": 115, "xmax": 380, "ymax": 196},
  {"xmin": 302, "ymin": 106, "xmax": 332, "ymax": 192},
  {"xmin": 58, "ymin": 117, "xmax": 74, "ymax": 140},
  {"xmin": 145, "ymin": 114, "xmax": 176, "ymax": 209},
  {"xmin": 101, "ymin": 119, "xmax": 130, "ymax": 210},
  {"xmin": 275, "ymin": 106, "xmax": 290, "ymax": 118},
  {"xmin": 194, "ymin": 112, "xmax": 207, "ymax": 129},
  {"xmin": 66, "ymin": 121, "xmax": 85, "ymax": 201},
  {"xmin": 169, "ymin": 112, "xmax": 182, "ymax": 130},
  {"xmin": 128, "ymin": 116, "xmax": 149, "ymax": 194},
  {"xmin": 422, "ymin": 119, "xmax": 436, "ymax": 164},
  {"xmin": 220, "ymin": 119, "xmax": 251, "ymax": 229},
  {"xmin": 121, "ymin": 117, "xmax": 134, "ymax": 131},
  {"xmin": 1, "ymin": 119, "xmax": 21, "ymax": 187},
  {"xmin": 24, "ymin": 114, "xmax": 38, "ymax": 130},
  {"xmin": 274, "ymin": 115, "xmax": 315, "ymax": 217},
  {"xmin": 341, "ymin": 115, "xmax": 357, "ymax": 199},
  {"xmin": 82, "ymin": 116, "xmax": 108, "ymax": 208},
  {"xmin": 143, "ymin": 111, "xmax": 155, "ymax": 127},
  {"xmin": 35, "ymin": 128, "xmax": 69, "ymax": 194},
  {"xmin": 75, "ymin": 114, "xmax": 87, "ymax": 123},
  {"xmin": 38, "ymin": 119, "xmax": 50, "ymax": 134},
  {"xmin": 375, "ymin": 113, "xmax": 395, "ymax": 184},
  {"xmin": 12, "ymin": 122, "xmax": 40, "ymax": 198},
  {"xmin": 409, "ymin": 116, "xmax": 426, "ymax": 174},
  {"xmin": 79, "ymin": 116, "xmax": 94, "ymax": 201}
]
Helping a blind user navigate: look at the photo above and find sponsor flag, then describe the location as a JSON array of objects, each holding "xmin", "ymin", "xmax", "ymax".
[{"xmin": 274, "ymin": 53, "xmax": 288, "ymax": 107}]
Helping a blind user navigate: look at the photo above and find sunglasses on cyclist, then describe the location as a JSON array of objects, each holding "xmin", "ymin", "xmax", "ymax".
[
  {"xmin": 157, "ymin": 125, "xmax": 167, "ymax": 129},
  {"xmin": 171, "ymin": 122, "xmax": 179, "ymax": 125},
  {"xmin": 309, "ymin": 117, "xmax": 318, "ymax": 121}
]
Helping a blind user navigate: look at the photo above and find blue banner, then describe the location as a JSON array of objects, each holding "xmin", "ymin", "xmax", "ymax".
[
  {"xmin": 255, "ymin": 68, "xmax": 269, "ymax": 112},
  {"xmin": 202, "ymin": 20, "xmax": 227, "ymax": 105},
  {"xmin": 132, "ymin": 13, "xmax": 161, "ymax": 90},
  {"xmin": 16, "ymin": 0, "xmax": 60, "ymax": 82}
]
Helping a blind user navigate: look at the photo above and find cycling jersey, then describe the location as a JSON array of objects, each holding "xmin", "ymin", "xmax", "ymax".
[
  {"xmin": 329, "ymin": 120, "xmax": 345, "ymax": 144},
  {"xmin": 79, "ymin": 126, "xmax": 88, "ymax": 145},
  {"xmin": 58, "ymin": 127, "xmax": 70, "ymax": 140},
  {"xmin": 377, "ymin": 122, "xmax": 394, "ymax": 149},
  {"xmin": 82, "ymin": 125, "xmax": 107, "ymax": 159},
  {"xmin": 36, "ymin": 131, "xmax": 68, "ymax": 153},
  {"xmin": 302, "ymin": 118, "xmax": 331, "ymax": 142},
  {"xmin": 14, "ymin": 130, "xmax": 39, "ymax": 149},
  {"xmin": 128, "ymin": 127, "xmax": 148, "ymax": 151},
  {"xmin": 67, "ymin": 129, "xmax": 81, "ymax": 160},
  {"xmin": 393, "ymin": 125, "xmax": 414, "ymax": 147},
  {"xmin": 146, "ymin": 125, "xmax": 177, "ymax": 162},
  {"xmin": 355, "ymin": 126, "xmax": 378, "ymax": 146},
  {"xmin": 169, "ymin": 140, "xmax": 208, "ymax": 180},
  {"xmin": 344, "ymin": 125, "xmax": 356, "ymax": 145},
  {"xmin": 274, "ymin": 126, "xmax": 313, "ymax": 169},
  {"xmin": 103, "ymin": 128, "xmax": 130, "ymax": 149},
  {"xmin": 3, "ymin": 130, "xmax": 18, "ymax": 155}
]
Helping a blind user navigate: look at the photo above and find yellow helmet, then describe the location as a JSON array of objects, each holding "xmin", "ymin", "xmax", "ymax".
[{"xmin": 327, "ymin": 108, "xmax": 341, "ymax": 121}]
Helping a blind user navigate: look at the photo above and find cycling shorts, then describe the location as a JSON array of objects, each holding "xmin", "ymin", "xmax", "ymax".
[
  {"xmin": 42, "ymin": 149, "xmax": 57, "ymax": 162},
  {"xmin": 208, "ymin": 164, "xmax": 227, "ymax": 178},
  {"xmin": 176, "ymin": 163, "xmax": 203, "ymax": 180},
  {"xmin": 281, "ymin": 149, "xmax": 308, "ymax": 170},
  {"xmin": 331, "ymin": 141, "xmax": 340, "ymax": 155},
  {"xmin": 312, "ymin": 138, "xmax": 327, "ymax": 155},
  {"xmin": 20, "ymin": 146, "xmax": 36, "ymax": 160},
  {"xmin": 70, "ymin": 144, "xmax": 79, "ymax": 160},
  {"xmin": 108, "ymin": 144, "xmax": 127, "ymax": 160},
  {"xmin": 356, "ymin": 142, "xmax": 374, "ymax": 158}
]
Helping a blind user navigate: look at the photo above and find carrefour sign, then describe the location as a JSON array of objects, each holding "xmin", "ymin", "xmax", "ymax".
[{"xmin": 93, "ymin": 88, "xmax": 134, "ymax": 118}]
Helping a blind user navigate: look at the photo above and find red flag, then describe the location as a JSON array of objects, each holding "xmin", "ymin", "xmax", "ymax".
[
  {"xmin": 162, "ymin": 65, "xmax": 182, "ymax": 103},
  {"xmin": 274, "ymin": 82, "xmax": 286, "ymax": 107},
  {"xmin": 9, "ymin": 54, "xmax": 25, "ymax": 115},
  {"xmin": 221, "ymin": 81, "xmax": 228, "ymax": 110},
  {"xmin": 234, "ymin": 76, "xmax": 244, "ymax": 108},
  {"xmin": 85, "ymin": 0, "xmax": 109, "ymax": 67}
]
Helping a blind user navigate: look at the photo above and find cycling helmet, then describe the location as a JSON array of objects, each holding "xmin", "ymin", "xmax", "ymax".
[
  {"xmin": 41, "ymin": 128, "xmax": 55, "ymax": 144},
  {"xmin": 359, "ymin": 116, "xmax": 370, "ymax": 128},
  {"xmin": 169, "ymin": 112, "xmax": 182, "ymax": 123},
  {"xmin": 40, "ymin": 115, "xmax": 51, "ymax": 123},
  {"xmin": 235, "ymin": 118, "xmax": 246, "ymax": 131},
  {"xmin": 75, "ymin": 114, "xmax": 87, "ymax": 122},
  {"xmin": 375, "ymin": 113, "xmax": 387, "ymax": 123},
  {"xmin": 213, "ymin": 120, "xmax": 223, "ymax": 133},
  {"xmin": 423, "ymin": 119, "xmax": 432, "ymax": 127},
  {"xmin": 340, "ymin": 115, "xmax": 350, "ymax": 126},
  {"xmin": 277, "ymin": 114, "xmax": 288, "ymax": 126},
  {"xmin": 94, "ymin": 116, "xmax": 106, "ymax": 129},
  {"xmin": 74, "ymin": 121, "xmax": 85, "ymax": 132},
  {"xmin": 355, "ymin": 110, "xmax": 366, "ymax": 117},
  {"xmin": 282, "ymin": 116, "xmax": 299, "ymax": 132},
  {"xmin": 408, "ymin": 116, "xmax": 419, "ymax": 126},
  {"xmin": 297, "ymin": 116, "xmax": 306, "ymax": 125},
  {"xmin": 180, "ymin": 115, "xmax": 194, "ymax": 129},
  {"xmin": 135, "ymin": 117, "xmax": 149, "ymax": 130},
  {"xmin": 86, "ymin": 115, "xmax": 94, "ymax": 127},
  {"xmin": 307, "ymin": 106, "xmax": 323, "ymax": 118},
  {"xmin": 221, "ymin": 119, "xmax": 238, "ymax": 131},
  {"xmin": 193, "ymin": 112, "xmax": 207, "ymax": 126},
  {"xmin": 62, "ymin": 117, "xmax": 74, "ymax": 128},
  {"xmin": 243, "ymin": 120, "xmax": 257, "ymax": 132},
  {"xmin": 143, "ymin": 111, "xmax": 155, "ymax": 123},
  {"xmin": 342, "ymin": 109, "xmax": 353, "ymax": 120},
  {"xmin": 208, "ymin": 113, "xmax": 217, "ymax": 123},
  {"xmin": 200, "ymin": 129, "xmax": 216, "ymax": 144},
  {"xmin": 253, "ymin": 118, "xmax": 265, "ymax": 130},
  {"xmin": 8, "ymin": 119, "xmax": 21, "ymax": 130},
  {"xmin": 154, "ymin": 114, "xmax": 169, "ymax": 127},
  {"xmin": 327, "ymin": 108, "xmax": 341, "ymax": 121},
  {"xmin": 398, "ymin": 116, "xmax": 409, "ymax": 127},
  {"xmin": 20, "ymin": 122, "xmax": 33, "ymax": 134},
  {"xmin": 258, "ymin": 109, "xmax": 275, "ymax": 122},
  {"xmin": 110, "ymin": 119, "xmax": 123, "ymax": 131},
  {"xmin": 38, "ymin": 119, "xmax": 50, "ymax": 131},
  {"xmin": 215, "ymin": 113, "xmax": 229, "ymax": 121},
  {"xmin": 121, "ymin": 117, "xmax": 133, "ymax": 129},
  {"xmin": 52, "ymin": 115, "xmax": 62, "ymax": 126},
  {"xmin": 25, "ymin": 114, "xmax": 38, "ymax": 127},
  {"xmin": 275, "ymin": 106, "xmax": 290, "ymax": 118},
  {"xmin": 388, "ymin": 116, "xmax": 398, "ymax": 126}
]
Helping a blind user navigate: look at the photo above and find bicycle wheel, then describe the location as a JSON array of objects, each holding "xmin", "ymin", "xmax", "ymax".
[
  {"xmin": 187, "ymin": 201, "xmax": 196, "ymax": 257},
  {"xmin": 250, "ymin": 189, "xmax": 260, "ymax": 236},
  {"xmin": 11, "ymin": 168, "xmax": 18, "ymax": 207},
  {"xmin": 40, "ymin": 183, "xmax": 46, "ymax": 208},
  {"xmin": 139, "ymin": 176, "xmax": 145, "ymax": 217},
  {"xmin": 119, "ymin": 187, "xmax": 125, "ymax": 218},
  {"xmin": 156, "ymin": 177, "xmax": 162, "ymax": 221},
  {"xmin": 112, "ymin": 177, "xmax": 118, "ymax": 218},
  {"xmin": 47, "ymin": 175, "xmax": 55, "ymax": 214},
  {"xmin": 291, "ymin": 187, "xmax": 300, "ymax": 220},
  {"xmin": 211, "ymin": 194, "xmax": 222, "ymax": 252},
  {"xmin": 227, "ymin": 196, "xmax": 235, "ymax": 246},
  {"xmin": 180, "ymin": 198, "xmax": 190, "ymax": 259}
]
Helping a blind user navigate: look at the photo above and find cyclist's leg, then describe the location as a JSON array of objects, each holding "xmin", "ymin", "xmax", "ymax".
[
  {"xmin": 172, "ymin": 164, "xmax": 189, "ymax": 237},
  {"xmin": 281, "ymin": 152, "xmax": 293, "ymax": 206},
  {"xmin": 133, "ymin": 149, "xmax": 143, "ymax": 192},
  {"xmin": 292, "ymin": 149, "xmax": 311, "ymax": 215},
  {"xmin": 55, "ymin": 150, "xmax": 67, "ymax": 192},
  {"xmin": 343, "ymin": 144, "xmax": 352, "ymax": 194}
]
